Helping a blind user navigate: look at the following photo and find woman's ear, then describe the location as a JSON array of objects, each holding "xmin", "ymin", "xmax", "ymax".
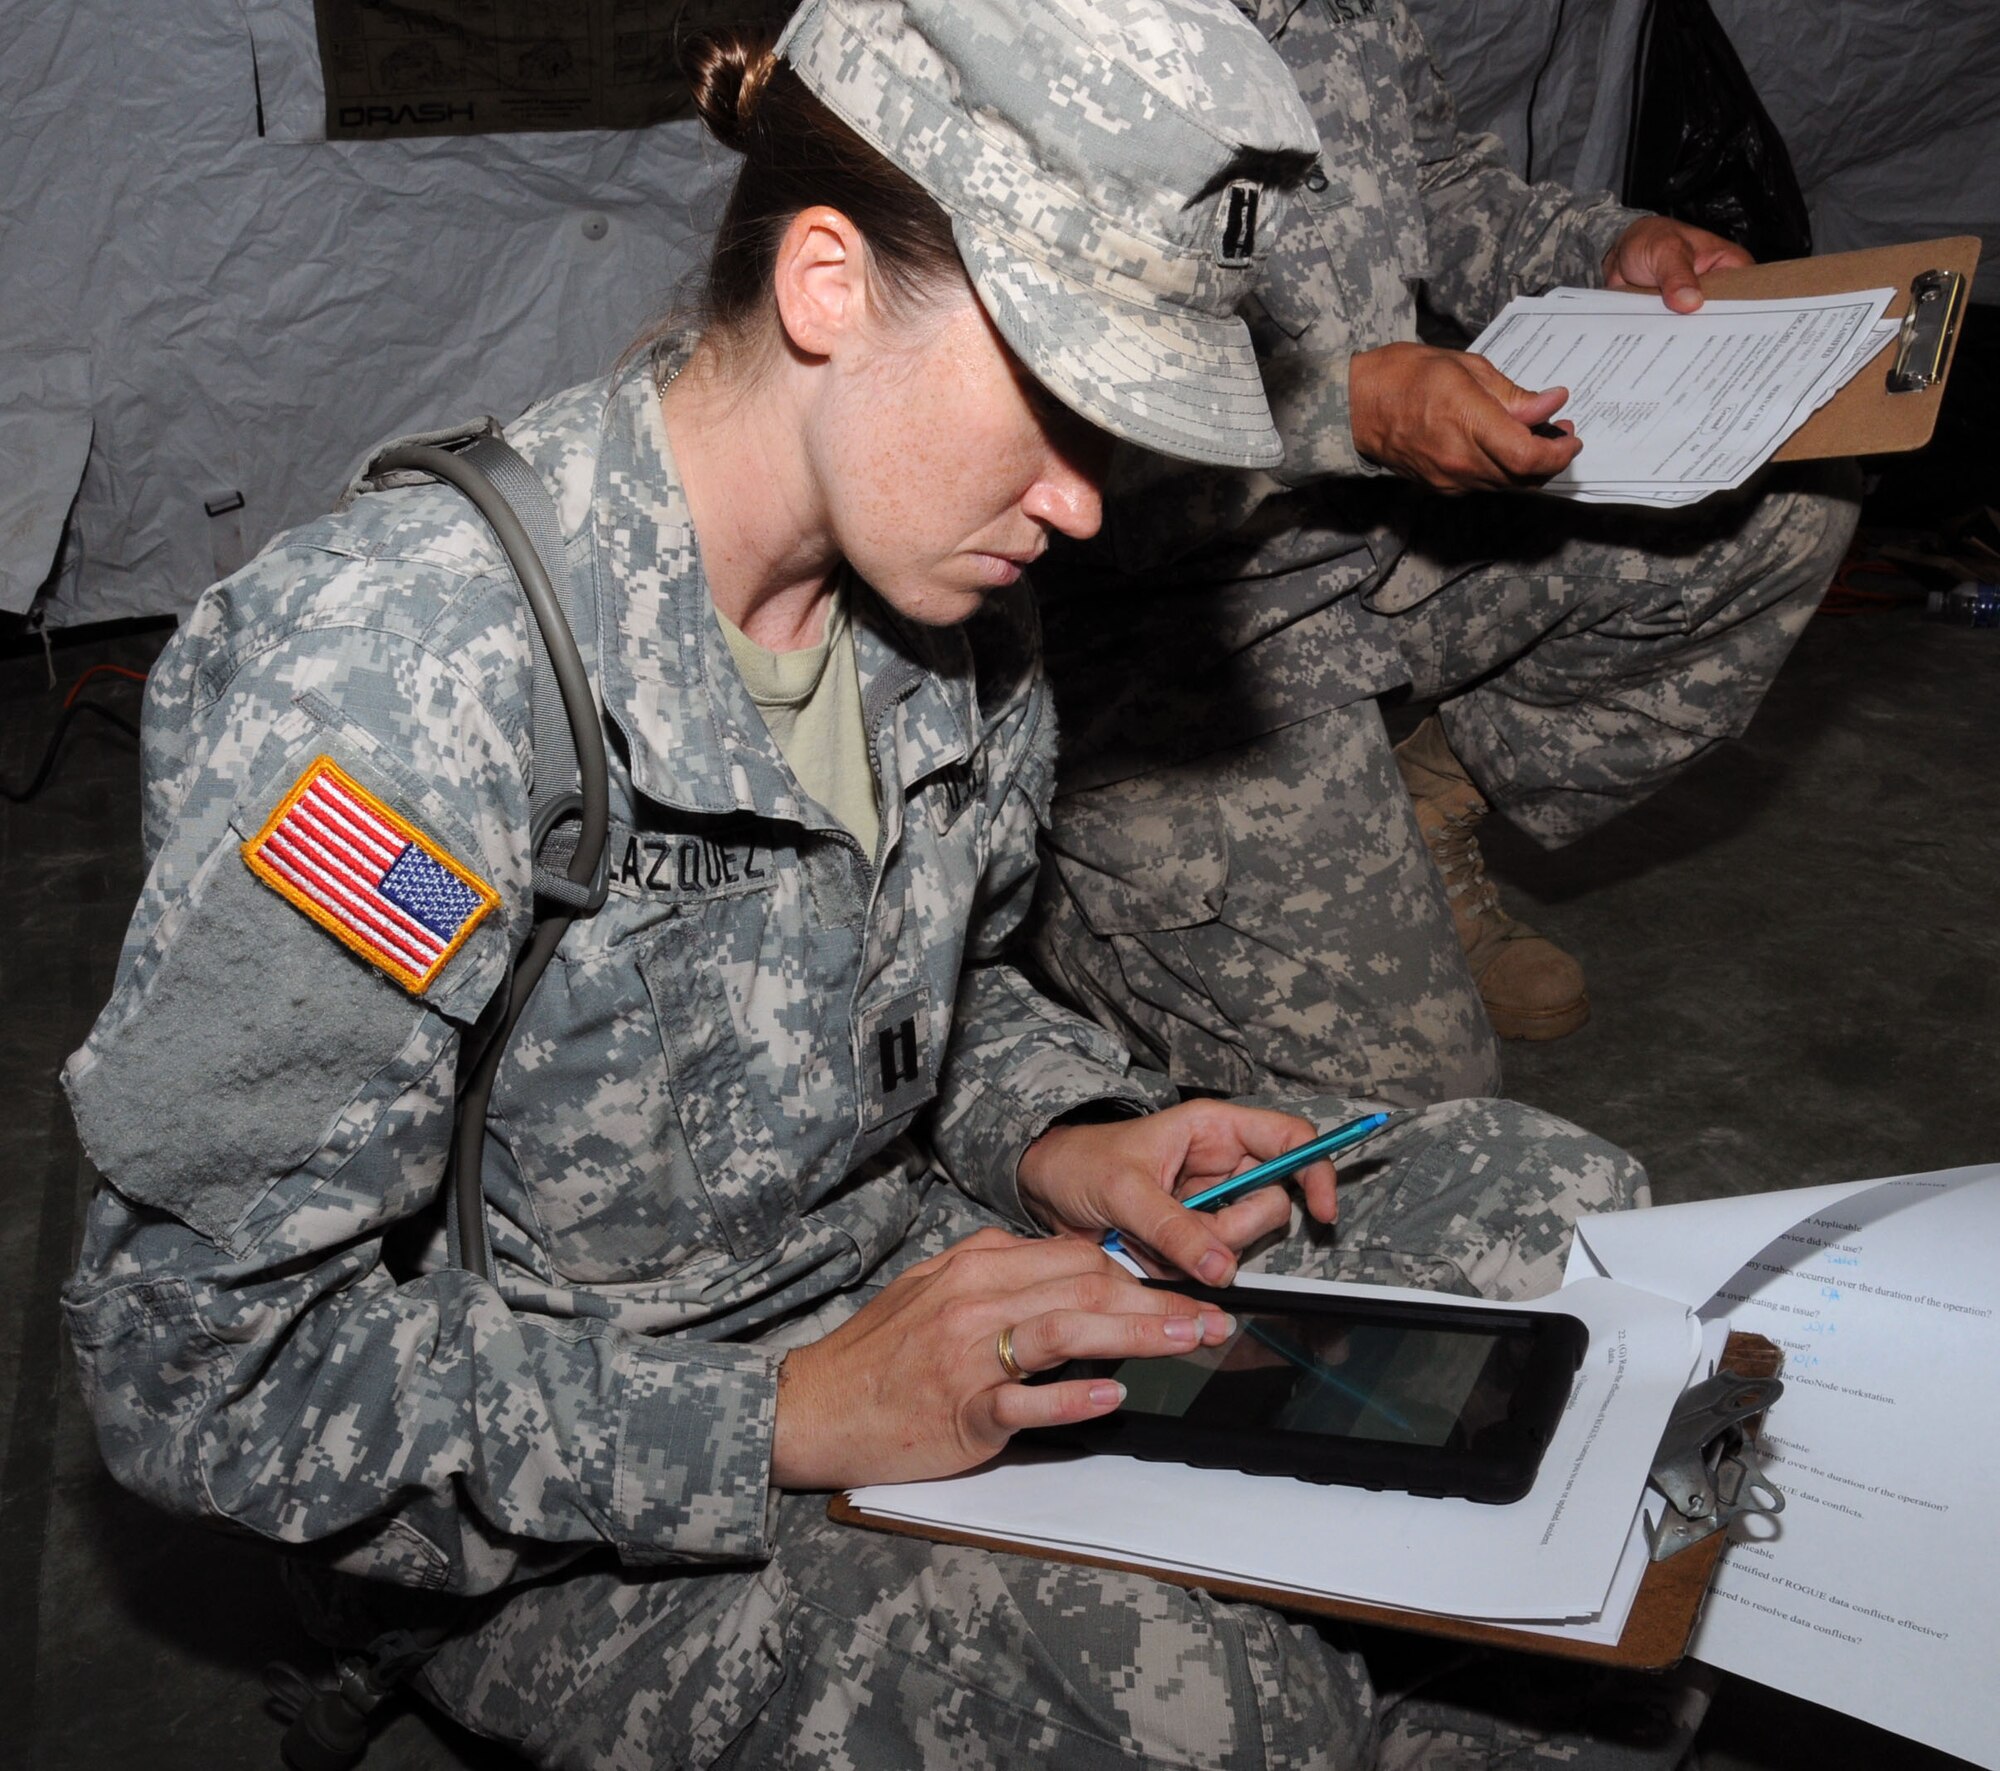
[{"xmin": 771, "ymin": 206, "xmax": 871, "ymax": 359}]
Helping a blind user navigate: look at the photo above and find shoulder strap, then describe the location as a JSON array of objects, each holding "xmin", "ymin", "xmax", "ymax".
[
  {"xmin": 358, "ymin": 426, "xmax": 608, "ymax": 914},
  {"xmin": 358, "ymin": 425, "xmax": 611, "ymax": 1283},
  {"xmin": 455, "ymin": 435, "xmax": 606, "ymax": 914}
]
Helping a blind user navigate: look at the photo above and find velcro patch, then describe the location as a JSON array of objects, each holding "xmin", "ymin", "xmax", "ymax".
[
  {"xmin": 858, "ymin": 989, "xmax": 934, "ymax": 1131},
  {"xmin": 242, "ymin": 756, "xmax": 497, "ymax": 994}
]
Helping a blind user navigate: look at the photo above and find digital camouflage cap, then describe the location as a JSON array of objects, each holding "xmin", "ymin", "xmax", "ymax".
[{"xmin": 776, "ymin": 0, "xmax": 1320, "ymax": 470}]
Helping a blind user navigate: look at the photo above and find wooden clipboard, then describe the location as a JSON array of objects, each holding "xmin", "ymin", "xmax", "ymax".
[
  {"xmin": 829, "ymin": 1331, "xmax": 1783, "ymax": 1673},
  {"xmin": 1697, "ymin": 235, "xmax": 1981, "ymax": 461}
]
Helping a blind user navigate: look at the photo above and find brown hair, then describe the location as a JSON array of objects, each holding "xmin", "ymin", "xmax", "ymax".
[{"xmin": 637, "ymin": 31, "xmax": 963, "ymax": 363}]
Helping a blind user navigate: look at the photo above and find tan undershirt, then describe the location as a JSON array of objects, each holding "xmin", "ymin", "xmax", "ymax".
[{"xmin": 718, "ymin": 593, "xmax": 880, "ymax": 858}]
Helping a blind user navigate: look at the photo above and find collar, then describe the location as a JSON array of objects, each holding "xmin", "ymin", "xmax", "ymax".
[{"xmin": 589, "ymin": 365, "xmax": 977, "ymax": 823}]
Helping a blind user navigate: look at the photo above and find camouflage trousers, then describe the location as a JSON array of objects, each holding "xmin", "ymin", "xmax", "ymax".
[
  {"xmin": 1028, "ymin": 465, "xmax": 1861, "ymax": 1105},
  {"xmin": 1030, "ymin": 699, "xmax": 1502, "ymax": 1110},
  {"xmin": 1391, "ymin": 462, "xmax": 1863, "ymax": 847},
  {"xmin": 413, "ymin": 1096, "xmax": 1695, "ymax": 1771}
]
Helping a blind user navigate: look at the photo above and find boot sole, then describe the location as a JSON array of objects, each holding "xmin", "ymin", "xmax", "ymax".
[{"xmin": 1487, "ymin": 996, "xmax": 1591, "ymax": 1041}]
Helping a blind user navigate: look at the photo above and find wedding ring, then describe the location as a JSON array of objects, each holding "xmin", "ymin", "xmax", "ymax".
[{"xmin": 995, "ymin": 1325, "xmax": 1027, "ymax": 1383}]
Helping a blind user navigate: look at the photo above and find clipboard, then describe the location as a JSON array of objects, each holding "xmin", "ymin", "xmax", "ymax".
[
  {"xmin": 829, "ymin": 1330, "xmax": 1783, "ymax": 1673},
  {"xmin": 1698, "ymin": 235, "xmax": 1981, "ymax": 461}
]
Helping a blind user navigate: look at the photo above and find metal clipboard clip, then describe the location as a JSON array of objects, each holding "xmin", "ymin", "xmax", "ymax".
[
  {"xmin": 1645, "ymin": 1371, "xmax": 1786, "ymax": 1562},
  {"xmin": 1887, "ymin": 268, "xmax": 1967, "ymax": 394}
]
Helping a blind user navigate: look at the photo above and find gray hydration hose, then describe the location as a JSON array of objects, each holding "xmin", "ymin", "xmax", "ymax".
[{"xmin": 370, "ymin": 443, "xmax": 609, "ymax": 1284}]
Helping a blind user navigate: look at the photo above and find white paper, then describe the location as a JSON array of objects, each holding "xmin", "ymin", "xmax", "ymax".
[
  {"xmin": 1491, "ymin": 1322, "xmax": 1732, "ymax": 1650},
  {"xmin": 1486, "ymin": 1495, "xmax": 1661, "ymax": 1648},
  {"xmin": 1386, "ymin": 1310, "xmax": 1746, "ymax": 1651},
  {"xmin": 1467, "ymin": 290, "xmax": 1896, "ymax": 506},
  {"xmin": 1537, "ymin": 291, "xmax": 1897, "ymax": 389},
  {"xmin": 1564, "ymin": 1173, "xmax": 1893, "ymax": 1307},
  {"xmin": 1575, "ymin": 1165, "xmax": 2000, "ymax": 1771},
  {"xmin": 850, "ymin": 1274, "xmax": 1699, "ymax": 1624}
]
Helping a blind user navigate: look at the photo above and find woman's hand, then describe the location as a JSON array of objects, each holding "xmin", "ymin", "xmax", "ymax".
[
  {"xmin": 770, "ymin": 1229, "xmax": 1234, "ymax": 1491},
  {"xmin": 1017, "ymin": 1100, "xmax": 1339, "ymax": 1286},
  {"xmin": 1602, "ymin": 215, "xmax": 1753, "ymax": 311},
  {"xmin": 1349, "ymin": 341, "xmax": 1581, "ymax": 492}
]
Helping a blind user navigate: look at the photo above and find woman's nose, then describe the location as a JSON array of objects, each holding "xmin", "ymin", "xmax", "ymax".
[{"xmin": 1023, "ymin": 447, "xmax": 1106, "ymax": 541}]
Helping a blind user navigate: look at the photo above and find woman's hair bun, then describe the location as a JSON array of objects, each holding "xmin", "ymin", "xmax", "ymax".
[{"xmin": 684, "ymin": 31, "xmax": 782, "ymax": 153}]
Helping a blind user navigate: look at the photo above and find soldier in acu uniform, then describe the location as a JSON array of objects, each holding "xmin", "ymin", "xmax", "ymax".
[
  {"xmin": 1027, "ymin": 0, "xmax": 1861, "ymax": 1104},
  {"xmin": 64, "ymin": 2, "xmax": 1701, "ymax": 1765}
]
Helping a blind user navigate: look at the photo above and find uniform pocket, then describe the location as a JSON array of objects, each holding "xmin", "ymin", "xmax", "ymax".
[
  {"xmin": 1361, "ymin": 537, "xmax": 1487, "ymax": 616},
  {"xmin": 482, "ymin": 916, "xmax": 744, "ymax": 1285},
  {"xmin": 492, "ymin": 820, "xmax": 857, "ymax": 1285},
  {"xmin": 67, "ymin": 719, "xmax": 505, "ymax": 1256},
  {"xmin": 640, "ymin": 903, "xmax": 829, "ymax": 1262},
  {"xmin": 65, "ymin": 842, "xmax": 444, "ymax": 1257},
  {"xmin": 61, "ymin": 1277, "xmax": 230, "ymax": 1516},
  {"xmin": 1043, "ymin": 775, "xmax": 1230, "ymax": 936}
]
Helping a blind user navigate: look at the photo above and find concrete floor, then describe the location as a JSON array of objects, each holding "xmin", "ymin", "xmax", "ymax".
[
  {"xmin": 4, "ymin": 590, "xmax": 1993, "ymax": 1770},
  {"xmin": 1494, "ymin": 594, "xmax": 2000, "ymax": 1204}
]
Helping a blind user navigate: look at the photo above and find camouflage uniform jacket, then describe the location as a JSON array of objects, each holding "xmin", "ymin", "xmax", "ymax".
[
  {"xmin": 61, "ymin": 368, "xmax": 1157, "ymax": 1597},
  {"xmin": 1041, "ymin": 0, "xmax": 1649, "ymax": 789}
]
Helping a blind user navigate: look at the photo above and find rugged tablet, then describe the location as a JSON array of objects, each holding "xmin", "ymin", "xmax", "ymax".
[{"xmin": 1035, "ymin": 1282, "xmax": 1589, "ymax": 1504}]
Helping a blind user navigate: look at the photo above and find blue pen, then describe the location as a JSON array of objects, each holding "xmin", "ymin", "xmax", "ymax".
[{"xmin": 1102, "ymin": 1110, "xmax": 1393, "ymax": 1267}]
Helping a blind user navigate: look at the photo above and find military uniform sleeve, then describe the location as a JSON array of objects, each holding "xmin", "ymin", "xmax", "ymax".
[
  {"xmin": 1265, "ymin": 347, "xmax": 1378, "ymax": 486},
  {"xmin": 62, "ymin": 549, "xmax": 781, "ymax": 1597},
  {"xmin": 1396, "ymin": 2, "xmax": 1646, "ymax": 332},
  {"xmin": 929, "ymin": 594, "xmax": 1169, "ymax": 1225}
]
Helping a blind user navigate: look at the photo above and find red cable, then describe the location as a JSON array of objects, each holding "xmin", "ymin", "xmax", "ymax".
[{"xmin": 62, "ymin": 663, "xmax": 149, "ymax": 709}]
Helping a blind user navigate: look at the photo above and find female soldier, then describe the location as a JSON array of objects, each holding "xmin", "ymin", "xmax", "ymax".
[{"xmin": 62, "ymin": 2, "xmax": 1666, "ymax": 1766}]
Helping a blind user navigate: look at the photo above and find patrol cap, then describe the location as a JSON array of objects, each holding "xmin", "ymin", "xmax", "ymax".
[{"xmin": 775, "ymin": 0, "xmax": 1320, "ymax": 470}]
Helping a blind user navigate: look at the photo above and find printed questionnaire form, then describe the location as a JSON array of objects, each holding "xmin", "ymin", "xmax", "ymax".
[
  {"xmin": 1468, "ymin": 290, "xmax": 1898, "ymax": 507},
  {"xmin": 1571, "ymin": 1166, "xmax": 2000, "ymax": 1770}
]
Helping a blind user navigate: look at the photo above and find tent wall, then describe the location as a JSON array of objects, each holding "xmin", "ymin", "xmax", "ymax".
[
  {"xmin": 4, "ymin": 1, "xmax": 733, "ymax": 626},
  {"xmin": 5, "ymin": 0, "xmax": 1994, "ymax": 628}
]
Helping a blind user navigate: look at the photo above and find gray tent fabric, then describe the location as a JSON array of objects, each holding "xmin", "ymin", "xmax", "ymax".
[
  {"xmin": 1421, "ymin": 0, "xmax": 2000, "ymax": 267},
  {"xmin": 3, "ymin": 0, "xmax": 733, "ymax": 628},
  {"xmin": 1711, "ymin": 0, "xmax": 2000, "ymax": 269},
  {"xmin": 0, "ymin": 350, "xmax": 91, "ymax": 615},
  {"xmin": 3, "ymin": 0, "xmax": 1994, "ymax": 627},
  {"xmin": 1399, "ymin": 0, "xmax": 1643, "ymax": 190}
]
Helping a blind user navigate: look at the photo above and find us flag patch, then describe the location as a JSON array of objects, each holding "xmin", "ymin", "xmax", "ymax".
[{"xmin": 243, "ymin": 756, "xmax": 498, "ymax": 994}]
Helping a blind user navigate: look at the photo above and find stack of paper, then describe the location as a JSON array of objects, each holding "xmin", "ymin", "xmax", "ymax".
[
  {"xmin": 845, "ymin": 1166, "xmax": 2000, "ymax": 1767},
  {"xmin": 1467, "ymin": 289, "xmax": 1901, "ymax": 508},
  {"xmin": 1570, "ymin": 1165, "xmax": 2000, "ymax": 1771},
  {"xmin": 849, "ymin": 1275, "xmax": 1703, "ymax": 1646}
]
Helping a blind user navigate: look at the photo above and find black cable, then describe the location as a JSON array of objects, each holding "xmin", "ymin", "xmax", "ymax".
[{"xmin": 0, "ymin": 699, "xmax": 142, "ymax": 804}]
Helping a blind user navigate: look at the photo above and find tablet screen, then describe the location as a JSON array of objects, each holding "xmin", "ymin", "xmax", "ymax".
[{"xmin": 1109, "ymin": 1309, "xmax": 1528, "ymax": 1448}]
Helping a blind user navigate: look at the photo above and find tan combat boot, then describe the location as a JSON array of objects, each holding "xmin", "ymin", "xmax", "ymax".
[{"xmin": 1393, "ymin": 716, "xmax": 1590, "ymax": 1041}]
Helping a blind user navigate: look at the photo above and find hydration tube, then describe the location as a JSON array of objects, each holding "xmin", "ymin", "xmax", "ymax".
[{"xmin": 369, "ymin": 442, "xmax": 609, "ymax": 1284}]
